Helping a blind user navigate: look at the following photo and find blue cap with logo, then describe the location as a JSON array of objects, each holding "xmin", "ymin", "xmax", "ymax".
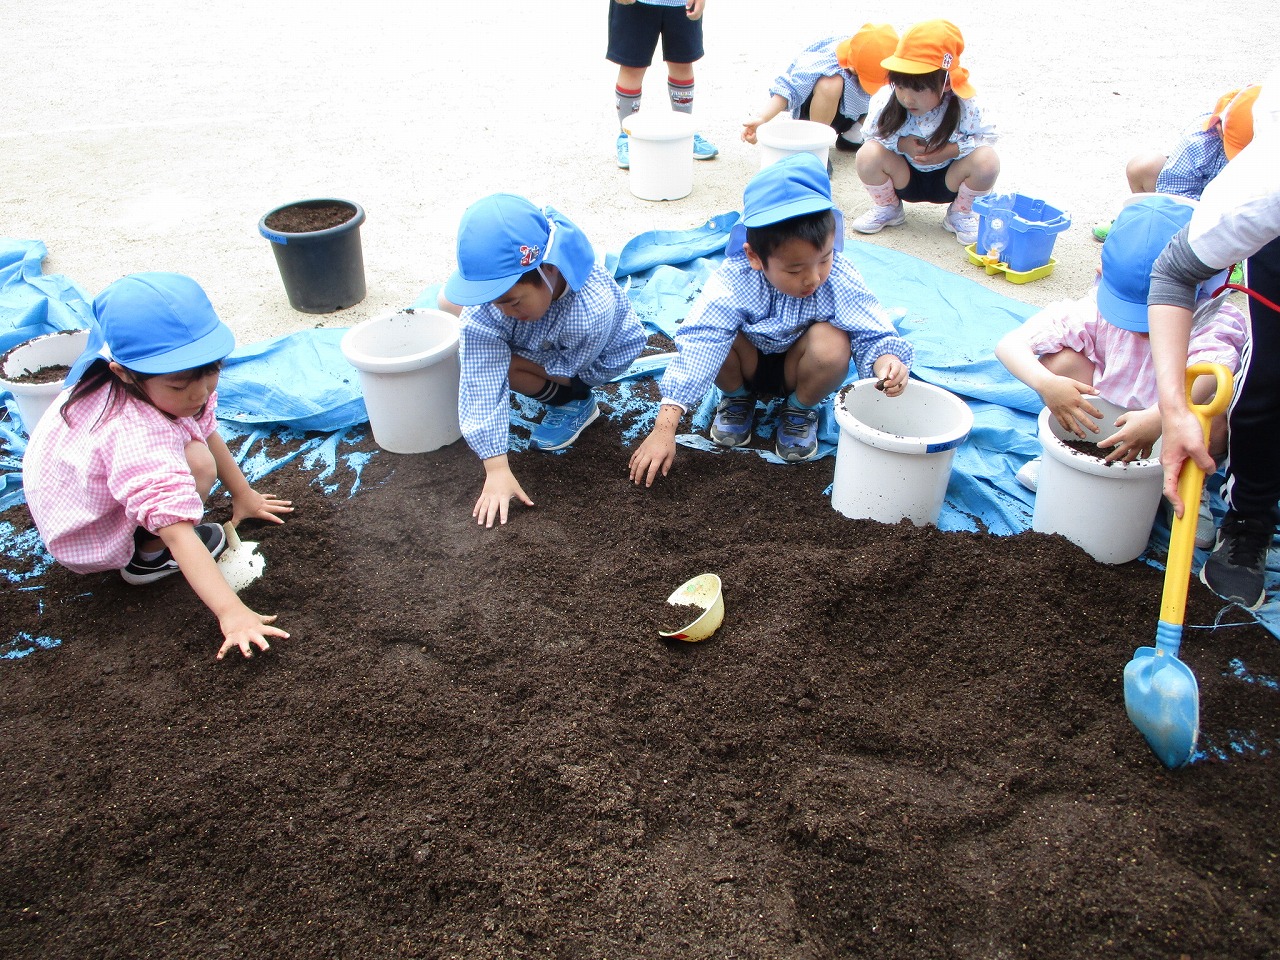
[
  {"xmin": 1097, "ymin": 195, "xmax": 1196, "ymax": 333},
  {"xmin": 444, "ymin": 194, "xmax": 596, "ymax": 306},
  {"xmin": 66, "ymin": 272, "xmax": 235, "ymax": 385}
]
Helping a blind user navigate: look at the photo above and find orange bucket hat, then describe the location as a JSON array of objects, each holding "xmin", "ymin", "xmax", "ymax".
[
  {"xmin": 836, "ymin": 23, "xmax": 899, "ymax": 95},
  {"xmin": 1207, "ymin": 84, "xmax": 1262, "ymax": 159},
  {"xmin": 880, "ymin": 19, "xmax": 975, "ymax": 99}
]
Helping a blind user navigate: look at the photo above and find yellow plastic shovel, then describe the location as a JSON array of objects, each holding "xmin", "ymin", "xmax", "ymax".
[{"xmin": 1123, "ymin": 362, "xmax": 1232, "ymax": 768}]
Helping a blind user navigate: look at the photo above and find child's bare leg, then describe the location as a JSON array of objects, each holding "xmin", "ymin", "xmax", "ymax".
[
  {"xmin": 1126, "ymin": 152, "xmax": 1166, "ymax": 193},
  {"xmin": 1040, "ymin": 348, "xmax": 1096, "ymax": 384},
  {"xmin": 509, "ymin": 355, "xmax": 563, "ymax": 397},
  {"xmin": 137, "ymin": 441, "xmax": 216, "ymax": 552},
  {"xmin": 784, "ymin": 322, "xmax": 852, "ymax": 406},
  {"xmin": 806, "ymin": 74, "xmax": 843, "ymax": 127},
  {"xmin": 714, "ymin": 333, "xmax": 758, "ymax": 393},
  {"xmin": 854, "ymin": 140, "xmax": 912, "ymax": 189},
  {"xmin": 944, "ymin": 145, "xmax": 1001, "ymax": 193}
]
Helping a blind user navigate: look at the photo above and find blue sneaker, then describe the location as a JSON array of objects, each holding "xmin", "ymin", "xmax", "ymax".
[
  {"xmin": 709, "ymin": 394, "xmax": 756, "ymax": 447},
  {"xmin": 693, "ymin": 133, "xmax": 719, "ymax": 160},
  {"xmin": 616, "ymin": 133, "xmax": 630, "ymax": 170},
  {"xmin": 530, "ymin": 396, "xmax": 600, "ymax": 451},
  {"xmin": 775, "ymin": 404, "xmax": 820, "ymax": 462}
]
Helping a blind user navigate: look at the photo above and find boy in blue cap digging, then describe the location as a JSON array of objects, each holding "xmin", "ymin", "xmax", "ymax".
[
  {"xmin": 629, "ymin": 152, "xmax": 913, "ymax": 486},
  {"xmin": 441, "ymin": 193, "xmax": 645, "ymax": 527}
]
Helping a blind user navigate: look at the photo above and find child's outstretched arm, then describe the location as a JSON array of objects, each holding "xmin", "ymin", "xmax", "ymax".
[
  {"xmin": 208, "ymin": 432, "xmax": 293, "ymax": 527},
  {"xmin": 742, "ymin": 94, "xmax": 789, "ymax": 143},
  {"xmin": 629, "ymin": 403, "xmax": 682, "ymax": 487},
  {"xmin": 994, "ymin": 328, "xmax": 1102, "ymax": 437},
  {"xmin": 157, "ymin": 521, "xmax": 289, "ymax": 660},
  {"xmin": 476, "ymin": 454, "xmax": 535, "ymax": 528}
]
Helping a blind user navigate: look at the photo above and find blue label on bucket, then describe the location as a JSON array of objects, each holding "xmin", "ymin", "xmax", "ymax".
[{"xmin": 926, "ymin": 435, "xmax": 968, "ymax": 453}]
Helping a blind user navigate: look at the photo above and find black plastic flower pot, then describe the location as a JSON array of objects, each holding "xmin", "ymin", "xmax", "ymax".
[{"xmin": 259, "ymin": 198, "xmax": 367, "ymax": 314}]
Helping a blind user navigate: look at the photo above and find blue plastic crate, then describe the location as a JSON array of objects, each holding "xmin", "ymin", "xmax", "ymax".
[{"xmin": 973, "ymin": 193, "xmax": 1071, "ymax": 274}]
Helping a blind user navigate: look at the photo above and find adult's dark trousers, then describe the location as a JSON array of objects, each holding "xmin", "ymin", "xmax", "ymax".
[{"xmin": 1225, "ymin": 234, "xmax": 1280, "ymax": 523}]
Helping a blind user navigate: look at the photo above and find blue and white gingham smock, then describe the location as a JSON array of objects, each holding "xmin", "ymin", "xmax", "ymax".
[
  {"xmin": 458, "ymin": 262, "xmax": 645, "ymax": 460},
  {"xmin": 658, "ymin": 252, "xmax": 914, "ymax": 411},
  {"xmin": 768, "ymin": 37, "xmax": 874, "ymax": 123},
  {"xmin": 864, "ymin": 86, "xmax": 998, "ymax": 173},
  {"xmin": 1155, "ymin": 116, "xmax": 1229, "ymax": 199}
]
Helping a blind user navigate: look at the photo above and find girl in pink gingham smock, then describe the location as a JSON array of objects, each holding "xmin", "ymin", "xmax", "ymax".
[{"xmin": 23, "ymin": 273, "xmax": 293, "ymax": 660}]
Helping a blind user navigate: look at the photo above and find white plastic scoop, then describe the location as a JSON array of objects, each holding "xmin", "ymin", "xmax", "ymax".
[{"xmin": 217, "ymin": 522, "xmax": 265, "ymax": 593}]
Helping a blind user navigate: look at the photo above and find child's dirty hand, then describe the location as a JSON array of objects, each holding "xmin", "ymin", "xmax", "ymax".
[
  {"xmin": 629, "ymin": 433, "xmax": 677, "ymax": 487},
  {"xmin": 475, "ymin": 462, "xmax": 534, "ymax": 528},
  {"xmin": 216, "ymin": 609, "xmax": 288, "ymax": 661},
  {"xmin": 232, "ymin": 490, "xmax": 293, "ymax": 527},
  {"xmin": 872, "ymin": 355, "xmax": 909, "ymax": 397},
  {"xmin": 1042, "ymin": 376, "xmax": 1103, "ymax": 438}
]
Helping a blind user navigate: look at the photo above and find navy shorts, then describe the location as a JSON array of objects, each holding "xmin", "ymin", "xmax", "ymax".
[
  {"xmin": 744, "ymin": 350, "xmax": 788, "ymax": 399},
  {"xmin": 799, "ymin": 88, "xmax": 857, "ymax": 134},
  {"xmin": 607, "ymin": 1, "xmax": 704, "ymax": 68},
  {"xmin": 898, "ymin": 164, "xmax": 958, "ymax": 204}
]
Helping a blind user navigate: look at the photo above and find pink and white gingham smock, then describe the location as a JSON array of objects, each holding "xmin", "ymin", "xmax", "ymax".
[
  {"xmin": 1020, "ymin": 287, "xmax": 1248, "ymax": 411},
  {"xmin": 23, "ymin": 383, "xmax": 217, "ymax": 574}
]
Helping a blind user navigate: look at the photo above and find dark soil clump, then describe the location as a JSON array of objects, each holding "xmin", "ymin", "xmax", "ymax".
[{"xmin": 2, "ymin": 414, "xmax": 1278, "ymax": 959}]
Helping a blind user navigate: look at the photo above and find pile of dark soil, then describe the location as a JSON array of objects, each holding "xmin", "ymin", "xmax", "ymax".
[{"xmin": 3, "ymin": 405, "xmax": 1278, "ymax": 959}]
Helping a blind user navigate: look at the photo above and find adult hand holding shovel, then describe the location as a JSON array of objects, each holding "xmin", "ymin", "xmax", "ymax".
[{"xmin": 1123, "ymin": 362, "xmax": 1232, "ymax": 769}]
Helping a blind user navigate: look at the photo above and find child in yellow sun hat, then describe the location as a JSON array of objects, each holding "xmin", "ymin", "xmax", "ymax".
[{"xmin": 849, "ymin": 19, "xmax": 1001, "ymax": 246}]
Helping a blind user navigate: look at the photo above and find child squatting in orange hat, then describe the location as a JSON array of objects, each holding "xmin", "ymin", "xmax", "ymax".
[
  {"xmin": 850, "ymin": 19, "xmax": 1001, "ymax": 246},
  {"xmin": 741, "ymin": 24, "xmax": 899, "ymax": 154}
]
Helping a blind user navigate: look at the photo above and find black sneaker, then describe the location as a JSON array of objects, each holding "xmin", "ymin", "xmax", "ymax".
[
  {"xmin": 709, "ymin": 394, "xmax": 756, "ymax": 448},
  {"xmin": 775, "ymin": 404, "xmax": 821, "ymax": 463},
  {"xmin": 1199, "ymin": 513, "xmax": 1275, "ymax": 610},
  {"xmin": 122, "ymin": 522, "xmax": 228, "ymax": 585}
]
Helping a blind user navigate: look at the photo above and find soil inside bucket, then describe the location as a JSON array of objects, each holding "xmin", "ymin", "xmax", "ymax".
[
  {"xmin": 0, "ymin": 362, "xmax": 69, "ymax": 385},
  {"xmin": 263, "ymin": 200, "xmax": 357, "ymax": 233},
  {"xmin": 3, "ymin": 391, "xmax": 1279, "ymax": 959}
]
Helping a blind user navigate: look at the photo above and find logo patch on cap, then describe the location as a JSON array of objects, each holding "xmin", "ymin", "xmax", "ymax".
[
  {"xmin": 519, "ymin": 244, "xmax": 541, "ymax": 267},
  {"xmin": 941, "ymin": 53, "xmax": 953, "ymax": 68}
]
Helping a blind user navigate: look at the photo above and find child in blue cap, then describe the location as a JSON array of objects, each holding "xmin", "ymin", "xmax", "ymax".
[
  {"xmin": 995, "ymin": 194, "xmax": 1247, "ymax": 545},
  {"xmin": 441, "ymin": 193, "xmax": 645, "ymax": 527},
  {"xmin": 629, "ymin": 152, "xmax": 913, "ymax": 486},
  {"xmin": 22, "ymin": 273, "xmax": 293, "ymax": 660}
]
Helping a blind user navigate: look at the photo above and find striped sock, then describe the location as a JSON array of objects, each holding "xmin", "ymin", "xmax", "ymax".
[{"xmin": 668, "ymin": 76, "xmax": 694, "ymax": 114}]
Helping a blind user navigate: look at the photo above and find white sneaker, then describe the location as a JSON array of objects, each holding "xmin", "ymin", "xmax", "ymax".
[
  {"xmin": 1195, "ymin": 493, "xmax": 1217, "ymax": 550},
  {"xmin": 1016, "ymin": 457, "xmax": 1041, "ymax": 492},
  {"xmin": 943, "ymin": 205, "xmax": 980, "ymax": 245},
  {"xmin": 851, "ymin": 201, "xmax": 906, "ymax": 234}
]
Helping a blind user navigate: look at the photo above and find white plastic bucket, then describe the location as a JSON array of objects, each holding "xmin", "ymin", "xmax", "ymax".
[
  {"xmin": 340, "ymin": 308, "xmax": 462, "ymax": 454},
  {"xmin": 0, "ymin": 329, "xmax": 90, "ymax": 435},
  {"xmin": 1032, "ymin": 399, "xmax": 1164, "ymax": 564},
  {"xmin": 756, "ymin": 117, "xmax": 837, "ymax": 169},
  {"xmin": 831, "ymin": 379, "xmax": 973, "ymax": 526},
  {"xmin": 622, "ymin": 111, "xmax": 697, "ymax": 201}
]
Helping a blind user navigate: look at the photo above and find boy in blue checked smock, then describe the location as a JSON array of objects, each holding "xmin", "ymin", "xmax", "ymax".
[
  {"xmin": 741, "ymin": 24, "xmax": 898, "ymax": 153},
  {"xmin": 628, "ymin": 152, "xmax": 913, "ymax": 486},
  {"xmin": 441, "ymin": 194, "xmax": 645, "ymax": 527}
]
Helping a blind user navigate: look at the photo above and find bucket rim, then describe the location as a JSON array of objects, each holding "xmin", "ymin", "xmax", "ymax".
[
  {"xmin": 0, "ymin": 328, "xmax": 91, "ymax": 383},
  {"xmin": 340, "ymin": 308, "xmax": 460, "ymax": 374},
  {"xmin": 622, "ymin": 111, "xmax": 698, "ymax": 141},
  {"xmin": 1036, "ymin": 405, "xmax": 1161, "ymax": 477},
  {"xmin": 834, "ymin": 379, "xmax": 973, "ymax": 454},
  {"xmin": 259, "ymin": 198, "xmax": 366, "ymax": 244},
  {"xmin": 756, "ymin": 117, "xmax": 838, "ymax": 150}
]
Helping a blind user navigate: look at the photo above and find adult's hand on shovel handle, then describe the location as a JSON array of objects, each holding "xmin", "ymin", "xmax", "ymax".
[{"xmin": 1160, "ymin": 363, "xmax": 1232, "ymax": 516}]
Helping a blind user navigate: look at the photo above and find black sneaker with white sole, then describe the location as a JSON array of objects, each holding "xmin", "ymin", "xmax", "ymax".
[
  {"xmin": 1199, "ymin": 512, "xmax": 1275, "ymax": 611},
  {"xmin": 121, "ymin": 522, "xmax": 227, "ymax": 585}
]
